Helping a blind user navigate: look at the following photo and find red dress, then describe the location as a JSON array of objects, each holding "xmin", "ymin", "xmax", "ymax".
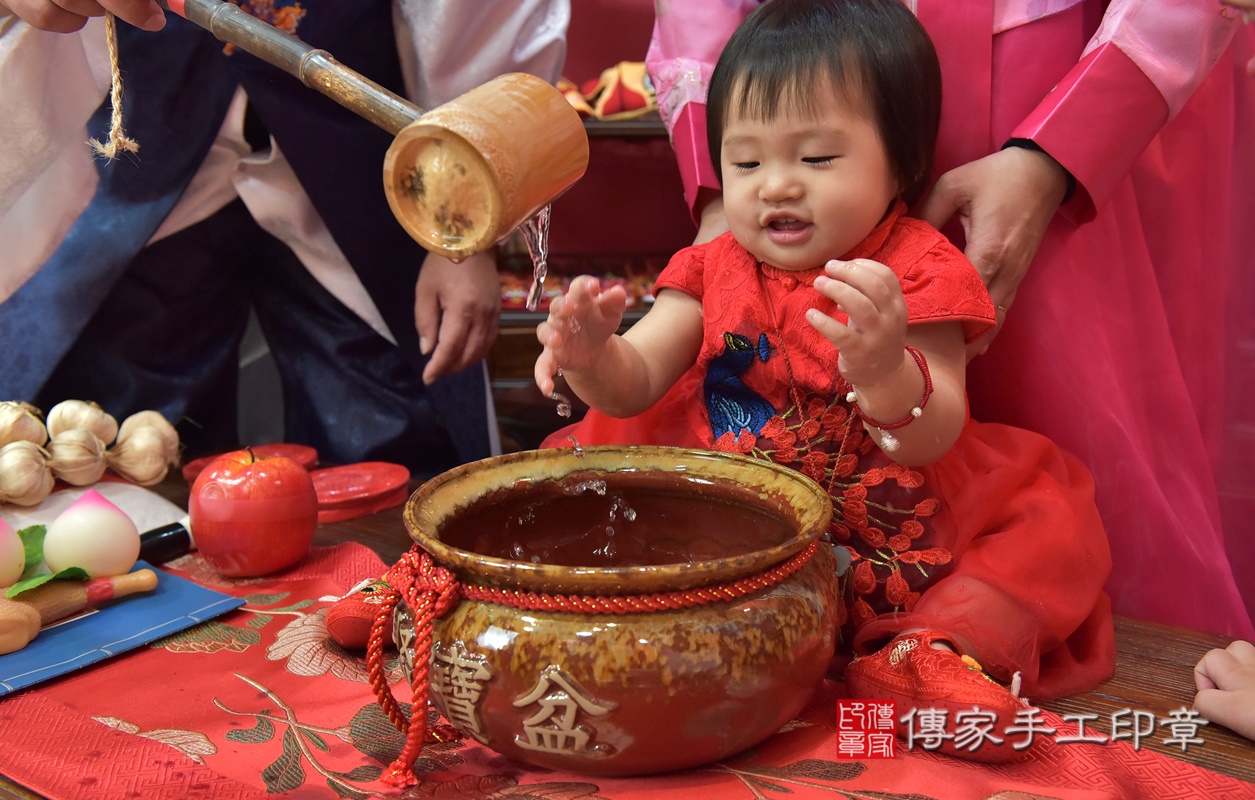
[{"xmin": 546, "ymin": 205, "xmax": 1116, "ymax": 701}]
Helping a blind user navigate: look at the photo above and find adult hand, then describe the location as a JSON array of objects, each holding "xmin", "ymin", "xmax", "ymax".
[
  {"xmin": 415, "ymin": 250, "xmax": 501, "ymax": 384},
  {"xmin": 1219, "ymin": 2, "xmax": 1255, "ymax": 75},
  {"xmin": 918, "ymin": 146, "xmax": 1068, "ymax": 359},
  {"xmin": 1194, "ymin": 639, "xmax": 1255, "ymax": 741},
  {"xmin": 1, "ymin": 0, "xmax": 164, "ymax": 32}
]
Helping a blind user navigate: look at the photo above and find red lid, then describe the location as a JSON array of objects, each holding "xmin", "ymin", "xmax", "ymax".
[
  {"xmin": 311, "ymin": 462, "xmax": 411, "ymax": 510},
  {"xmin": 181, "ymin": 443, "xmax": 320, "ymax": 483},
  {"xmin": 316, "ymin": 484, "xmax": 410, "ymax": 524}
]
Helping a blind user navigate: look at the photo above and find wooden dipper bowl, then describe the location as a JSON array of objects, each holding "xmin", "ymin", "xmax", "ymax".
[{"xmin": 158, "ymin": 0, "xmax": 589, "ymax": 258}]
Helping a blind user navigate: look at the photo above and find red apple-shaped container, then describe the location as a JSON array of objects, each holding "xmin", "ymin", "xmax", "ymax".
[{"xmin": 189, "ymin": 449, "xmax": 318, "ymax": 577}]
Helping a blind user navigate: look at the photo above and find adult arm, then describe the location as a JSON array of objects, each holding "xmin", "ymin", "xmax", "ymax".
[
  {"xmin": 1011, "ymin": 0, "xmax": 1240, "ymax": 223},
  {"xmin": 917, "ymin": 0, "xmax": 1240, "ymax": 355},
  {"xmin": 645, "ymin": 0, "xmax": 755, "ymax": 230}
]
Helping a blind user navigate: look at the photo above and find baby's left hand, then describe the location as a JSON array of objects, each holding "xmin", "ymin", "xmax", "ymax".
[{"xmin": 807, "ymin": 259, "xmax": 908, "ymax": 388}]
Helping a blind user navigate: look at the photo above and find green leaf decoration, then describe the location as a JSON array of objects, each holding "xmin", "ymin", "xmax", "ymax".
[
  {"xmin": 16, "ymin": 525, "xmax": 45, "ymax": 572},
  {"xmin": 243, "ymin": 592, "xmax": 291, "ymax": 607},
  {"xmin": 327, "ymin": 779, "xmax": 370, "ymax": 800},
  {"xmin": 269, "ymin": 599, "xmax": 317, "ymax": 613},
  {"xmin": 347, "ymin": 701, "xmax": 413, "ymax": 765},
  {"xmin": 261, "ymin": 728, "xmax": 307, "ymax": 792},
  {"xmin": 299, "ymin": 728, "xmax": 329, "ymax": 751},
  {"xmin": 247, "ymin": 614, "xmax": 273, "ymax": 629},
  {"xmin": 6, "ymin": 566, "xmax": 91, "ymax": 599},
  {"xmin": 746, "ymin": 776, "xmax": 794, "ymax": 794},
  {"xmin": 327, "ymin": 766, "xmax": 382, "ymax": 782},
  {"xmin": 155, "ymin": 620, "xmax": 262, "ymax": 652},
  {"xmin": 226, "ymin": 714, "xmax": 276, "ymax": 744},
  {"xmin": 756, "ymin": 759, "xmax": 867, "ymax": 782}
]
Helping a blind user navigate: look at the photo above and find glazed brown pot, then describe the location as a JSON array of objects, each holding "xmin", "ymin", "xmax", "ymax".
[{"xmin": 398, "ymin": 445, "xmax": 840, "ymax": 776}]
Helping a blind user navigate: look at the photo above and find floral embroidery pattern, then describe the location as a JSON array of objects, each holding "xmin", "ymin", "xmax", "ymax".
[
  {"xmin": 92, "ymin": 717, "xmax": 217, "ymax": 764},
  {"xmin": 704, "ymin": 758, "xmax": 939, "ymax": 799},
  {"xmin": 711, "ymin": 385, "xmax": 953, "ymax": 632}
]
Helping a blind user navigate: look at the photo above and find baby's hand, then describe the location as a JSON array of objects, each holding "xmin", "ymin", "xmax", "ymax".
[
  {"xmin": 806, "ymin": 259, "xmax": 908, "ymax": 388},
  {"xmin": 534, "ymin": 276, "xmax": 628, "ymax": 398},
  {"xmin": 1194, "ymin": 640, "xmax": 1255, "ymax": 741}
]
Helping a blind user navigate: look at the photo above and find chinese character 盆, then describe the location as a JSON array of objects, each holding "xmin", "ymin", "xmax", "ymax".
[{"xmin": 513, "ymin": 666, "xmax": 616, "ymax": 758}]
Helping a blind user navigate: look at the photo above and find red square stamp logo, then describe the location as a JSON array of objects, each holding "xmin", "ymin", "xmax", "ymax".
[{"xmin": 836, "ymin": 699, "xmax": 897, "ymax": 759}]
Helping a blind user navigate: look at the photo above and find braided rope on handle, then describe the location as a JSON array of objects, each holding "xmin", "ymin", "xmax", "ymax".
[{"xmin": 364, "ymin": 540, "xmax": 819, "ymax": 787}]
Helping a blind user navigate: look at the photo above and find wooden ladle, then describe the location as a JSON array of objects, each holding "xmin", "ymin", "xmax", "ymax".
[{"xmin": 157, "ymin": 0, "xmax": 590, "ymax": 258}]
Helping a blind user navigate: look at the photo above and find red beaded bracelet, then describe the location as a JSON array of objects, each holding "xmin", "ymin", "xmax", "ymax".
[{"xmin": 845, "ymin": 345, "xmax": 933, "ymax": 436}]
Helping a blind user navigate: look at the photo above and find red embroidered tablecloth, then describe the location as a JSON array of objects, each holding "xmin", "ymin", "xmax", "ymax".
[{"xmin": 0, "ymin": 543, "xmax": 1250, "ymax": 800}]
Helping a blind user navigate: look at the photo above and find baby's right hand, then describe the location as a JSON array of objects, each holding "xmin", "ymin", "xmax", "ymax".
[{"xmin": 534, "ymin": 275, "xmax": 627, "ymax": 398}]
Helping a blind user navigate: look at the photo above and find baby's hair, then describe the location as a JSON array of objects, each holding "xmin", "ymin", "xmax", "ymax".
[{"xmin": 707, "ymin": 0, "xmax": 942, "ymax": 207}]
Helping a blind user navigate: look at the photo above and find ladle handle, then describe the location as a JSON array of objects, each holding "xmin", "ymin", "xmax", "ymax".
[{"xmin": 156, "ymin": 0, "xmax": 423, "ymax": 135}]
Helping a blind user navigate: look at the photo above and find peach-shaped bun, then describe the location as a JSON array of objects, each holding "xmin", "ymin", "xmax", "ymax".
[
  {"xmin": 0, "ymin": 519, "xmax": 24, "ymax": 587},
  {"xmin": 43, "ymin": 489, "xmax": 141, "ymax": 577}
]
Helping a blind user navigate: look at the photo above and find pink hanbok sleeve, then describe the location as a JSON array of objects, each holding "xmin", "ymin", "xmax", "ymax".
[
  {"xmin": 645, "ymin": 0, "xmax": 759, "ymax": 219},
  {"xmin": 1013, "ymin": 0, "xmax": 1241, "ymax": 221}
]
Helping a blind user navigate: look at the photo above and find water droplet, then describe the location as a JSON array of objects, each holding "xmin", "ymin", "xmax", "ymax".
[
  {"xmin": 567, "ymin": 434, "xmax": 585, "ymax": 459},
  {"xmin": 520, "ymin": 205, "xmax": 552, "ymax": 312},
  {"xmin": 551, "ymin": 391, "xmax": 572, "ymax": 419}
]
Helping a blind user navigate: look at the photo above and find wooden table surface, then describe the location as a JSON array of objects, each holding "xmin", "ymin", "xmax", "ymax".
[{"xmin": 1, "ymin": 475, "xmax": 1252, "ymax": 797}]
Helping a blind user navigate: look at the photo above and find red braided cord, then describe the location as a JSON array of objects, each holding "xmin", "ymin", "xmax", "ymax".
[
  {"xmin": 364, "ymin": 588, "xmax": 405, "ymax": 731},
  {"xmin": 367, "ymin": 539, "xmax": 820, "ymax": 786},
  {"xmin": 462, "ymin": 540, "xmax": 818, "ymax": 612},
  {"xmin": 366, "ymin": 550, "xmax": 461, "ymax": 788}
]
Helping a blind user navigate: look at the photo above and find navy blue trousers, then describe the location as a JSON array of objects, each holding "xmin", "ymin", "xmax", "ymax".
[{"xmin": 37, "ymin": 199, "xmax": 464, "ymax": 478}]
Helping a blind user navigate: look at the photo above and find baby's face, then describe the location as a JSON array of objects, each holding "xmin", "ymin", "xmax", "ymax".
[{"xmin": 719, "ymin": 80, "xmax": 898, "ymax": 271}]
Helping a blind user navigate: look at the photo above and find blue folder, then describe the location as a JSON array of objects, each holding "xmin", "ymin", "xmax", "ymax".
[{"xmin": 0, "ymin": 561, "xmax": 244, "ymax": 696}]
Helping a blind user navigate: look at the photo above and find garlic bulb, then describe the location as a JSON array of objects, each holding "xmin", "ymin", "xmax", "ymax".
[
  {"xmin": 46, "ymin": 399, "xmax": 118, "ymax": 445},
  {"xmin": 106, "ymin": 424, "xmax": 172, "ymax": 486},
  {"xmin": 116, "ymin": 410, "xmax": 180, "ymax": 467},
  {"xmin": 0, "ymin": 441, "xmax": 56, "ymax": 506},
  {"xmin": 47, "ymin": 428, "xmax": 108, "ymax": 486},
  {"xmin": 0, "ymin": 401, "xmax": 47, "ymax": 448}
]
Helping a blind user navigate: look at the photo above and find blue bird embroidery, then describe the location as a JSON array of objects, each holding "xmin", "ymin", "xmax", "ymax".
[{"xmin": 704, "ymin": 332, "xmax": 776, "ymax": 438}]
